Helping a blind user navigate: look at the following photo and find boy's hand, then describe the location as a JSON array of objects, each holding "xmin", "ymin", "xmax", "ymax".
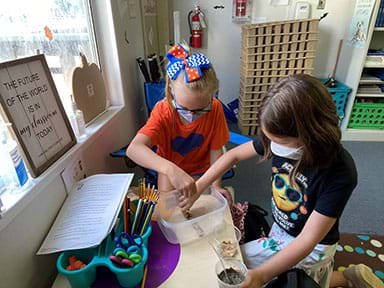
[
  {"xmin": 167, "ymin": 165, "xmax": 197, "ymax": 198},
  {"xmin": 178, "ymin": 192, "xmax": 200, "ymax": 212},
  {"xmin": 178, "ymin": 186, "xmax": 233, "ymax": 211}
]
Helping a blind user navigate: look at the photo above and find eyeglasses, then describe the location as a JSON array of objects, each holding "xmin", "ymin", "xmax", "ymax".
[
  {"xmin": 273, "ymin": 174, "xmax": 303, "ymax": 203},
  {"xmin": 172, "ymin": 98, "xmax": 212, "ymax": 114}
]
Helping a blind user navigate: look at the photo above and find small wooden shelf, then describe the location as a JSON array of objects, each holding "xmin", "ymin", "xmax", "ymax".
[
  {"xmin": 359, "ymin": 80, "xmax": 384, "ymax": 85},
  {"xmin": 364, "ymin": 63, "xmax": 384, "ymax": 68},
  {"xmin": 356, "ymin": 93, "xmax": 384, "ymax": 98},
  {"xmin": 342, "ymin": 128, "xmax": 384, "ymax": 141},
  {"xmin": 359, "ymin": 77, "xmax": 384, "ymax": 85},
  {"xmin": 337, "ymin": 0, "xmax": 384, "ymax": 141}
]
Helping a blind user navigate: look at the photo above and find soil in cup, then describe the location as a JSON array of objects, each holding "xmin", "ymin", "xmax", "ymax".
[{"xmin": 218, "ymin": 267, "xmax": 245, "ymax": 285}]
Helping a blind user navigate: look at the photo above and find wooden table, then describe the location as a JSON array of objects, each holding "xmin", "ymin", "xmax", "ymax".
[{"xmin": 52, "ymin": 206, "xmax": 241, "ymax": 288}]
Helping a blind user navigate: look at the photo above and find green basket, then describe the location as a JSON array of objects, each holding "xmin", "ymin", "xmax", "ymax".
[{"xmin": 348, "ymin": 102, "xmax": 384, "ymax": 129}]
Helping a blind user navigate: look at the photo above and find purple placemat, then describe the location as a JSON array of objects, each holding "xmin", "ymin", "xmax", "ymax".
[
  {"xmin": 92, "ymin": 221, "xmax": 181, "ymax": 287},
  {"xmin": 144, "ymin": 221, "xmax": 181, "ymax": 287}
]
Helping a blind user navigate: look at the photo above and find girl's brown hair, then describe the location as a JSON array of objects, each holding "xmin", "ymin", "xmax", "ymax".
[{"xmin": 259, "ymin": 74, "xmax": 341, "ymax": 179}]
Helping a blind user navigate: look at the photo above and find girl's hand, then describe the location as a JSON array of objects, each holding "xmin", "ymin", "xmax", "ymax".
[
  {"xmin": 240, "ymin": 268, "xmax": 264, "ymax": 288},
  {"xmin": 213, "ymin": 186, "xmax": 233, "ymax": 206},
  {"xmin": 166, "ymin": 165, "xmax": 197, "ymax": 198}
]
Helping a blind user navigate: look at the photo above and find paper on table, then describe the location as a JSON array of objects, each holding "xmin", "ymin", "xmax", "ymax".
[{"xmin": 37, "ymin": 173, "xmax": 133, "ymax": 255}]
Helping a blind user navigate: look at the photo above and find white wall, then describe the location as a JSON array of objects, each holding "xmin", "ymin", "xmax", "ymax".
[
  {"xmin": 0, "ymin": 1, "xmax": 146, "ymax": 287},
  {"xmin": 171, "ymin": 0, "xmax": 355, "ymax": 104}
]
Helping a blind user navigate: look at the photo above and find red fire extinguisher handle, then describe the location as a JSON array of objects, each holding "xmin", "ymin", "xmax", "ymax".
[{"xmin": 188, "ymin": 10, "xmax": 194, "ymax": 45}]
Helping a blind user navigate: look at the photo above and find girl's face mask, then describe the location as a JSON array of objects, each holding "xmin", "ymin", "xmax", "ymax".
[
  {"xmin": 172, "ymin": 99, "xmax": 211, "ymax": 123},
  {"xmin": 270, "ymin": 141, "xmax": 303, "ymax": 160}
]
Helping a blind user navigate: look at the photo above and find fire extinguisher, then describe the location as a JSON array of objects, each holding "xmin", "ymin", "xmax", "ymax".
[{"xmin": 188, "ymin": 5, "xmax": 206, "ymax": 49}]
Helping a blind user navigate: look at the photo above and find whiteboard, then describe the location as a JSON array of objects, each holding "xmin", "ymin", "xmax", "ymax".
[{"xmin": 0, "ymin": 54, "xmax": 76, "ymax": 177}]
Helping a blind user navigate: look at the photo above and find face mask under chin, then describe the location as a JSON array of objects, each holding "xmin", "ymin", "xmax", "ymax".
[{"xmin": 270, "ymin": 141, "xmax": 303, "ymax": 160}]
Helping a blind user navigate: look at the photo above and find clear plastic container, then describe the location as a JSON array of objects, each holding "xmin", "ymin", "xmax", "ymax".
[
  {"xmin": 215, "ymin": 258, "xmax": 247, "ymax": 288},
  {"xmin": 0, "ymin": 124, "xmax": 29, "ymax": 194},
  {"xmin": 156, "ymin": 187, "xmax": 228, "ymax": 244},
  {"xmin": 213, "ymin": 223, "xmax": 241, "ymax": 258}
]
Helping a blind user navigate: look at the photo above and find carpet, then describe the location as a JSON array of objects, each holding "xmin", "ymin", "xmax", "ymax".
[{"xmin": 334, "ymin": 233, "xmax": 384, "ymax": 282}]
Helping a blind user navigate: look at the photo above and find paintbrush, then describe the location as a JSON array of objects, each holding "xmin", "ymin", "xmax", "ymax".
[{"xmin": 208, "ymin": 241, "xmax": 233, "ymax": 284}]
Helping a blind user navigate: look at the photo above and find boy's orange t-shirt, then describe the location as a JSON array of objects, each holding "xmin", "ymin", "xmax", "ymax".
[{"xmin": 138, "ymin": 98, "xmax": 229, "ymax": 175}]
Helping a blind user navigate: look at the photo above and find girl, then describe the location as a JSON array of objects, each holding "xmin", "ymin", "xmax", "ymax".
[
  {"xmin": 191, "ymin": 74, "xmax": 382, "ymax": 288},
  {"xmin": 126, "ymin": 43, "xmax": 230, "ymax": 198}
]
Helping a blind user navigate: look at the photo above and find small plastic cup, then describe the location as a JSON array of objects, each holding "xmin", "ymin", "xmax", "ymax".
[
  {"xmin": 215, "ymin": 258, "xmax": 247, "ymax": 288},
  {"xmin": 213, "ymin": 222, "xmax": 241, "ymax": 258}
]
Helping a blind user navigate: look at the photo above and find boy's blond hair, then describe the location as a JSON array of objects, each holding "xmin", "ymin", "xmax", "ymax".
[{"xmin": 165, "ymin": 43, "xmax": 218, "ymax": 104}]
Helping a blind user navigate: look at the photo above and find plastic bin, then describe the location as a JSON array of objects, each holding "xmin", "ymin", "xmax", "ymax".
[
  {"xmin": 347, "ymin": 102, "xmax": 384, "ymax": 129},
  {"xmin": 320, "ymin": 79, "xmax": 352, "ymax": 119},
  {"xmin": 56, "ymin": 219, "xmax": 152, "ymax": 288},
  {"xmin": 156, "ymin": 187, "xmax": 228, "ymax": 244}
]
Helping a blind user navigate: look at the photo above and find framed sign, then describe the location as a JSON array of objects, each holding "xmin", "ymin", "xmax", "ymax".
[{"xmin": 0, "ymin": 54, "xmax": 76, "ymax": 177}]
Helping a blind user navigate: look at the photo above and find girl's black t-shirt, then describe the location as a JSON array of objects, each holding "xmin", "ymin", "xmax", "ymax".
[{"xmin": 253, "ymin": 138, "xmax": 357, "ymax": 245}]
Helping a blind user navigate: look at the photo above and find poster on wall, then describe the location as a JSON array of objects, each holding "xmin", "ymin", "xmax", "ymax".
[
  {"xmin": 0, "ymin": 54, "xmax": 76, "ymax": 177},
  {"xmin": 347, "ymin": 0, "xmax": 376, "ymax": 48}
]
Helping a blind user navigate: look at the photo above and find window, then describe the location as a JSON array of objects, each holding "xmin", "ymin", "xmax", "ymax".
[
  {"xmin": 0, "ymin": 0, "xmax": 99, "ymax": 116},
  {"xmin": 0, "ymin": 0, "xmax": 103, "ymax": 206}
]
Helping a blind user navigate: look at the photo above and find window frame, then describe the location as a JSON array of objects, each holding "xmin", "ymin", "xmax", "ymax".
[{"xmin": 0, "ymin": 0, "xmax": 127, "ymax": 230}]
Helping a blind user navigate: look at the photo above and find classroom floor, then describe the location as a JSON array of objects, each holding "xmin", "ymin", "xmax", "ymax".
[{"xmin": 334, "ymin": 233, "xmax": 384, "ymax": 283}]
